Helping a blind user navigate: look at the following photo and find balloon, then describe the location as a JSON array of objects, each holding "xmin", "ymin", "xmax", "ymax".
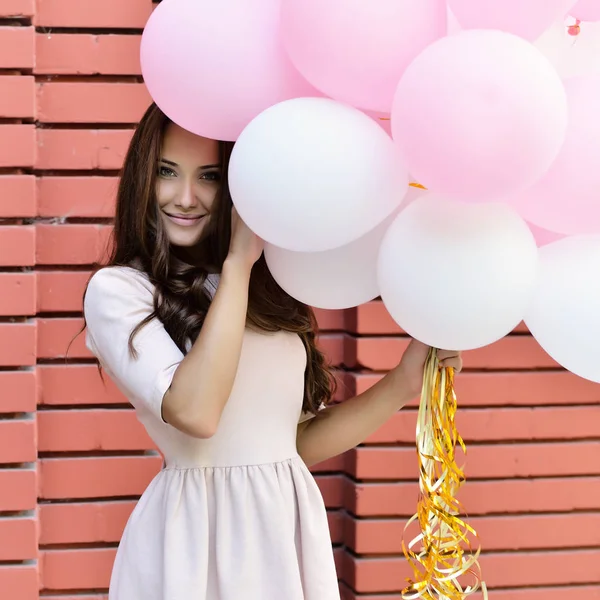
[
  {"xmin": 511, "ymin": 76, "xmax": 600, "ymax": 234},
  {"xmin": 525, "ymin": 235, "xmax": 600, "ymax": 383},
  {"xmin": 378, "ymin": 195, "xmax": 538, "ymax": 350},
  {"xmin": 392, "ymin": 30, "xmax": 568, "ymax": 199},
  {"xmin": 264, "ymin": 212, "xmax": 398, "ymax": 310},
  {"xmin": 281, "ymin": 0, "xmax": 447, "ymax": 113},
  {"xmin": 528, "ymin": 222, "xmax": 565, "ymax": 247},
  {"xmin": 447, "ymin": 0, "xmax": 578, "ymax": 40},
  {"xmin": 571, "ymin": 0, "xmax": 600, "ymax": 21},
  {"xmin": 140, "ymin": 0, "xmax": 318, "ymax": 141},
  {"xmin": 229, "ymin": 98, "xmax": 408, "ymax": 252},
  {"xmin": 536, "ymin": 18, "xmax": 600, "ymax": 78}
]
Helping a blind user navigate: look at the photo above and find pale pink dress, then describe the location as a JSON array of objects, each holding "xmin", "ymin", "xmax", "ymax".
[{"xmin": 83, "ymin": 266, "xmax": 340, "ymax": 600}]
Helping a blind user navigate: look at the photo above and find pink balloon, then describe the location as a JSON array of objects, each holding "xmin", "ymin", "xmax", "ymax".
[
  {"xmin": 528, "ymin": 222, "xmax": 565, "ymax": 246},
  {"xmin": 140, "ymin": 0, "xmax": 318, "ymax": 141},
  {"xmin": 448, "ymin": 0, "xmax": 578, "ymax": 40},
  {"xmin": 281, "ymin": 0, "xmax": 447, "ymax": 113},
  {"xmin": 510, "ymin": 76, "xmax": 600, "ymax": 234},
  {"xmin": 392, "ymin": 30, "xmax": 568, "ymax": 199},
  {"xmin": 572, "ymin": 0, "xmax": 600, "ymax": 21}
]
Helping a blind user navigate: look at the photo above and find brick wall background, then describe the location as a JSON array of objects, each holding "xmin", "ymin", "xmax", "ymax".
[{"xmin": 0, "ymin": 1, "xmax": 599, "ymax": 599}]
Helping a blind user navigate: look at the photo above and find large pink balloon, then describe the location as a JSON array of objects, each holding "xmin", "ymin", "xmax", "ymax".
[
  {"xmin": 141, "ymin": 0, "xmax": 318, "ymax": 141},
  {"xmin": 448, "ymin": 0, "xmax": 578, "ymax": 40},
  {"xmin": 572, "ymin": 0, "xmax": 600, "ymax": 21},
  {"xmin": 281, "ymin": 0, "xmax": 447, "ymax": 113},
  {"xmin": 511, "ymin": 76, "xmax": 600, "ymax": 234},
  {"xmin": 392, "ymin": 30, "xmax": 568, "ymax": 199}
]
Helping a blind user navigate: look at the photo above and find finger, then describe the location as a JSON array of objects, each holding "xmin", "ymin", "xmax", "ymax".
[
  {"xmin": 437, "ymin": 349, "xmax": 460, "ymax": 361},
  {"xmin": 440, "ymin": 357, "xmax": 462, "ymax": 372}
]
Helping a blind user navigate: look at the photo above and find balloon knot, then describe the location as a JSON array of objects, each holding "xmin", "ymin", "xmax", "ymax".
[{"xmin": 567, "ymin": 19, "xmax": 581, "ymax": 37}]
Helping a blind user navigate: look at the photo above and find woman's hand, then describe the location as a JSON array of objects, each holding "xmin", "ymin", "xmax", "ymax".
[
  {"xmin": 394, "ymin": 339, "xmax": 463, "ymax": 400},
  {"xmin": 227, "ymin": 208, "xmax": 264, "ymax": 271}
]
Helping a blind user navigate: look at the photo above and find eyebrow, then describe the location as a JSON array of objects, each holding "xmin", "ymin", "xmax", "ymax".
[{"xmin": 159, "ymin": 158, "xmax": 220, "ymax": 170}]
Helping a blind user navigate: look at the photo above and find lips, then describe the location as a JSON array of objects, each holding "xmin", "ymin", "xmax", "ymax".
[{"xmin": 164, "ymin": 212, "xmax": 206, "ymax": 227}]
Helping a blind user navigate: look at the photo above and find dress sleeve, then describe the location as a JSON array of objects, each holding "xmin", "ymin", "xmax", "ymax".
[{"xmin": 84, "ymin": 267, "xmax": 184, "ymax": 422}]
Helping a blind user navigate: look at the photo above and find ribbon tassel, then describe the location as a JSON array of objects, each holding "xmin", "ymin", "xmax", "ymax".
[{"xmin": 402, "ymin": 348, "xmax": 487, "ymax": 600}]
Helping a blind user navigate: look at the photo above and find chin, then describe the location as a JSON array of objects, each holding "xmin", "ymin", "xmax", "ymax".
[{"xmin": 170, "ymin": 234, "xmax": 203, "ymax": 248}]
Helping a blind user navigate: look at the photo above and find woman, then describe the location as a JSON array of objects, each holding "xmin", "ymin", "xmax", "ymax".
[{"xmin": 83, "ymin": 103, "xmax": 462, "ymax": 600}]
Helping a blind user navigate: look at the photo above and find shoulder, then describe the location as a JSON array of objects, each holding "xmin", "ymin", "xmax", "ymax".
[
  {"xmin": 84, "ymin": 266, "xmax": 156, "ymax": 322},
  {"xmin": 86, "ymin": 266, "xmax": 154, "ymax": 301}
]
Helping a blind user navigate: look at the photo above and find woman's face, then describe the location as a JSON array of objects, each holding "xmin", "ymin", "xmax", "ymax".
[{"xmin": 156, "ymin": 123, "xmax": 221, "ymax": 248}]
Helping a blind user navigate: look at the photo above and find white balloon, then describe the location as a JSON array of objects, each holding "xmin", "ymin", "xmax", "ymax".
[
  {"xmin": 265, "ymin": 211, "xmax": 399, "ymax": 310},
  {"xmin": 525, "ymin": 235, "xmax": 600, "ymax": 383},
  {"xmin": 229, "ymin": 97, "xmax": 408, "ymax": 252},
  {"xmin": 378, "ymin": 195, "xmax": 538, "ymax": 350}
]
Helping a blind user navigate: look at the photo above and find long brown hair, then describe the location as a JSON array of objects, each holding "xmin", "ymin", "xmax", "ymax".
[{"xmin": 87, "ymin": 103, "xmax": 335, "ymax": 415}]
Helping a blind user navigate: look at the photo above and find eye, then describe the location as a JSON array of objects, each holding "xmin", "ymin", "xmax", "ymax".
[
  {"xmin": 200, "ymin": 170, "xmax": 221, "ymax": 183},
  {"xmin": 158, "ymin": 166, "xmax": 177, "ymax": 178}
]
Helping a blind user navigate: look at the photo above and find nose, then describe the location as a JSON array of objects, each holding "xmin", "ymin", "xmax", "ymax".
[{"xmin": 177, "ymin": 181, "xmax": 198, "ymax": 210}]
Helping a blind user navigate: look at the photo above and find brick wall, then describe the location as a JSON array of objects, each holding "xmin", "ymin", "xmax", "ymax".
[{"xmin": 0, "ymin": 1, "xmax": 599, "ymax": 599}]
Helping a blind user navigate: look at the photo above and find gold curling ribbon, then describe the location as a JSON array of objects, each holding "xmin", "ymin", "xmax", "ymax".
[{"xmin": 402, "ymin": 348, "xmax": 488, "ymax": 600}]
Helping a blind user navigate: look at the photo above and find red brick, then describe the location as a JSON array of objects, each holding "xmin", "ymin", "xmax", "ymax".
[
  {"xmin": 39, "ymin": 456, "xmax": 162, "ymax": 499},
  {"xmin": 38, "ymin": 409, "xmax": 154, "ymax": 452},
  {"xmin": 314, "ymin": 308, "xmax": 347, "ymax": 332},
  {"xmin": 343, "ymin": 549, "xmax": 600, "ymax": 593},
  {"xmin": 0, "ymin": 0, "xmax": 34, "ymax": 17},
  {"xmin": 350, "ymin": 442, "xmax": 600, "ymax": 480},
  {"xmin": 315, "ymin": 475, "xmax": 343, "ymax": 509},
  {"xmin": 352, "ymin": 335, "xmax": 557, "ymax": 371},
  {"xmin": 0, "ymin": 27, "xmax": 34, "ymax": 69},
  {"xmin": 0, "ymin": 75, "xmax": 35, "ymax": 118},
  {"xmin": 39, "ymin": 500, "xmax": 134, "ymax": 545},
  {"xmin": 0, "ymin": 516, "xmax": 37, "ymax": 560},
  {"xmin": 328, "ymin": 511, "xmax": 343, "ymax": 545},
  {"xmin": 0, "ymin": 226, "xmax": 35, "ymax": 266},
  {"xmin": 37, "ymin": 271, "xmax": 90, "ymax": 313},
  {"xmin": 37, "ymin": 82, "xmax": 151, "ymax": 123},
  {"xmin": 36, "ymin": 224, "xmax": 112, "ymax": 266},
  {"xmin": 38, "ymin": 365, "xmax": 125, "ymax": 406},
  {"xmin": 348, "ymin": 477, "xmax": 600, "ymax": 517},
  {"xmin": 348, "ymin": 301, "xmax": 531, "ymax": 336},
  {"xmin": 36, "ymin": 33, "xmax": 142, "ymax": 75},
  {"xmin": 0, "ymin": 124, "xmax": 35, "ymax": 167},
  {"xmin": 37, "ymin": 177, "xmax": 117, "ymax": 218},
  {"xmin": 37, "ymin": 318, "xmax": 90, "ymax": 360},
  {"xmin": 41, "ymin": 547, "xmax": 115, "ymax": 591},
  {"xmin": 319, "ymin": 333, "xmax": 346, "ymax": 367},
  {"xmin": 35, "ymin": 0, "xmax": 153, "ymax": 28},
  {"xmin": 0, "ymin": 272, "xmax": 36, "ymax": 316},
  {"xmin": 311, "ymin": 454, "xmax": 345, "ymax": 474},
  {"xmin": 0, "ymin": 371, "xmax": 36, "ymax": 413},
  {"xmin": 346, "ymin": 512, "xmax": 600, "ymax": 554},
  {"xmin": 366, "ymin": 406, "xmax": 600, "ymax": 444},
  {"xmin": 0, "ymin": 468, "xmax": 36, "ymax": 511},
  {"xmin": 36, "ymin": 129, "xmax": 131, "ymax": 170},
  {"xmin": 0, "ymin": 175, "xmax": 36, "ymax": 218},
  {"xmin": 351, "ymin": 370, "xmax": 600, "ymax": 406},
  {"xmin": 0, "ymin": 419, "xmax": 36, "ymax": 463},
  {"xmin": 0, "ymin": 323, "xmax": 36, "ymax": 367},
  {"xmin": 0, "ymin": 564, "xmax": 38, "ymax": 600}
]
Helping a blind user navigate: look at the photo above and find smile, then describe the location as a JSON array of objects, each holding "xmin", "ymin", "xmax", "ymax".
[{"xmin": 164, "ymin": 212, "xmax": 206, "ymax": 227}]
